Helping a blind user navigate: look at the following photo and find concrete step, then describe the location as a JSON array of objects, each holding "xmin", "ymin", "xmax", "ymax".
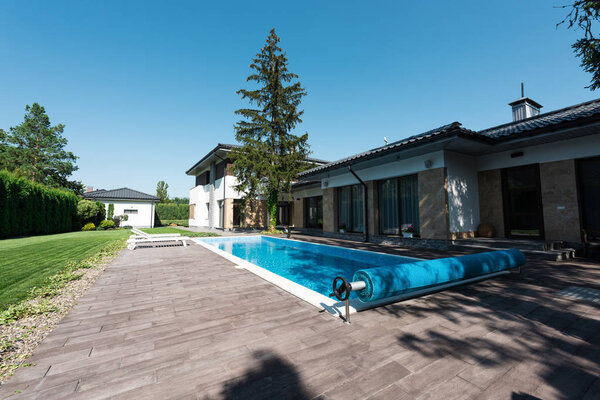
[{"xmin": 450, "ymin": 239, "xmax": 577, "ymax": 262}]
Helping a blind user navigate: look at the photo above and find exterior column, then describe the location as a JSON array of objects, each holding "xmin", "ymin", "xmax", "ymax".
[
  {"xmin": 322, "ymin": 188, "xmax": 335, "ymax": 232},
  {"xmin": 540, "ymin": 160, "xmax": 581, "ymax": 242},
  {"xmin": 208, "ymin": 162, "xmax": 218, "ymax": 228},
  {"xmin": 477, "ymin": 169, "xmax": 505, "ymax": 237},
  {"xmin": 366, "ymin": 181, "xmax": 378, "ymax": 236},
  {"xmin": 418, "ymin": 167, "xmax": 450, "ymax": 240}
]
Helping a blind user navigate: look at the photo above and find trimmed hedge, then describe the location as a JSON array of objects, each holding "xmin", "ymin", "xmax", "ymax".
[
  {"xmin": 0, "ymin": 170, "xmax": 79, "ymax": 238},
  {"xmin": 156, "ymin": 203, "xmax": 189, "ymax": 220},
  {"xmin": 158, "ymin": 219, "xmax": 189, "ymax": 227}
]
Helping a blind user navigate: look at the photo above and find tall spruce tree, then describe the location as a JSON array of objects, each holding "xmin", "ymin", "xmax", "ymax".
[
  {"xmin": 3, "ymin": 103, "xmax": 82, "ymax": 193},
  {"xmin": 232, "ymin": 29, "xmax": 310, "ymax": 232}
]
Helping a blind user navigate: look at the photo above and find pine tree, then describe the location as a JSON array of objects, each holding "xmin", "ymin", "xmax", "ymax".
[
  {"xmin": 232, "ymin": 29, "xmax": 310, "ymax": 232},
  {"xmin": 3, "ymin": 103, "xmax": 82, "ymax": 192}
]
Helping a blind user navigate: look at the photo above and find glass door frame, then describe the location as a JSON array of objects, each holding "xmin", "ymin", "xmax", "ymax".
[{"xmin": 501, "ymin": 163, "xmax": 545, "ymax": 240}]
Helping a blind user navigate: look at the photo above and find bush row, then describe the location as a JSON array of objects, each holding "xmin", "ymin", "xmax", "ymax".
[
  {"xmin": 0, "ymin": 170, "xmax": 79, "ymax": 238},
  {"xmin": 158, "ymin": 219, "xmax": 189, "ymax": 227},
  {"xmin": 156, "ymin": 203, "xmax": 189, "ymax": 220}
]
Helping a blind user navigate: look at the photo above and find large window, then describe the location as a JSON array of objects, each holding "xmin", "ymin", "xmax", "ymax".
[
  {"xmin": 378, "ymin": 174, "xmax": 419, "ymax": 235},
  {"xmin": 338, "ymin": 184, "xmax": 363, "ymax": 233},
  {"xmin": 277, "ymin": 202, "xmax": 291, "ymax": 226},
  {"xmin": 305, "ymin": 196, "xmax": 323, "ymax": 229}
]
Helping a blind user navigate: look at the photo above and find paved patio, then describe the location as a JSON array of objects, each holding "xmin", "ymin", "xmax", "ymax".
[{"xmin": 0, "ymin": 239, "xmax": 599, "ymax": 399}]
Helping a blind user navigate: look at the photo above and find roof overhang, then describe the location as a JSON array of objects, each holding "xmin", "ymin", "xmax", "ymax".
[{"xmin": 185, "ymin": 144, "xmax": 235, "ymax": 176}]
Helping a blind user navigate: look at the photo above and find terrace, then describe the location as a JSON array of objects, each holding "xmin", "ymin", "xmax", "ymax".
[{"xmin": 0, "ymin": 239, "xmax": 598, "ymax": 399}]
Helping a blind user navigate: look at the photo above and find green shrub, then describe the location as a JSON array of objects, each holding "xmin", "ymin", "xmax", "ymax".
[
  {"xmin": 0, "ymin": 170, "xmax": 79, "ymax": 238},
  {"xmin": 156, "ymin": 203, "xmax": 189, "ymax": 220},
  {"xmin": 0, "ymin": 301, "xmax": 59, "ymax": 325},
  {"xmin": 82, "ymin": 222, "xmax": 95, "ymax": 231},
  {"xmin": 76, "ymin": 199, "xmax": 105, "ymax": 226},
  {"xmin": 107, "ymin": 203, "xmax": 114, "ymax": 220},
  {"xmin": 99, "ymin": 220, "xmax": 115, "ymax": 230}
]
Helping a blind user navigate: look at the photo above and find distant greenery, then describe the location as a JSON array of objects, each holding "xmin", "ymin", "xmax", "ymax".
[
  {"xmin": 158, "ymin": 219, "xmax": 189, "ymax": 227},
  {"xmin": 140, "ymin": 227, "xmax": 218, "ymax": 238},
  {"xmin": 0, "ymin": 170, "xmax": 79, "ymax": 238},
  {"xmin": 156, "ymin": 180, "xmax": 169, "ymax": 202},
  {"xmin": 156, "ymin": 203, "xmax": 188, "ymax": 221},
  {"xmin": 76, "ymin": 199, "xmax": 106, "ymax": 227}
]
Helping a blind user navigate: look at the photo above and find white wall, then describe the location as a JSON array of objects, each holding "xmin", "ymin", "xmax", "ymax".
[
  {"xmin": 293, "ymin": 186, "xmax": 323, "ymax": 199},
  {"xmin": 445, "ymin": 151, "xmax": 480, "ymax": 234},
  {"xmin": 322, "ymin": 151, "xmax": 445, "ymax": 189},
  {"xmin": 476, "ymin": 134, "xmax": 600, "ymax": 172},
  {"xmin": 102, "ymin": 200, "xmax": 155, "ymax": 228},
  {"xmin": 189, "ymin": 184, "xmax": 210, "ymax": 227}
]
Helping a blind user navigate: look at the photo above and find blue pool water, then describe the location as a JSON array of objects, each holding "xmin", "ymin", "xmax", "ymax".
[{"xmin": 200, "ymin": 236, "xmax": 418, "ymax": 299}]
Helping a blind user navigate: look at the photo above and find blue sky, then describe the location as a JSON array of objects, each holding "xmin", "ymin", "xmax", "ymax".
[{"xmin": 0, "ymin": 1, "xmax": 595, "ymax": 197}]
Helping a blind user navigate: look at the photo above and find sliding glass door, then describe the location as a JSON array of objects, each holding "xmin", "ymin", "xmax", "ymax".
[
  {"xmin": 577, "ymin": 156, "xmax": 600, "ymax": 232},
  {"xmin": 378, "ymin": 174, "xmax": 420, "ymax": 235},
  {"xmin": 305, "ymin": 196, "xmax": 323, "ymax": 229},
  {"xmin": 338, "ymin": 185, "xmax": 363, "ymax": 232},
  {"xmin": 502, "ymin": 164, "xmax": 544, "ymax": 239}
]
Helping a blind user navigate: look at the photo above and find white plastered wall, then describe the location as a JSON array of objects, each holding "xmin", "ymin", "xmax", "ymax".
[{"xmin": 102, "ymin": 200, "xmax": 155, "ymax": 228}]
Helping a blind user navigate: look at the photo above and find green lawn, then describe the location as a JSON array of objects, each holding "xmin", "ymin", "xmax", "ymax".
[
  {"xmin": 0, "ymin": 228, "xmax": 218, "ymax": 312},
  {"xmin": 0, "ymin": 230, "xmax": 130, "ymax": 312}
]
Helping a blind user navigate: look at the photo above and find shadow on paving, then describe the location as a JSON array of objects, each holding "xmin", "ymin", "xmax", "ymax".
[
  {"xmin": 386, "ymin": 259, "xmax": 600, "ymax": 399},
  {"xmin": 205, "ymin": 351, "xmax": 313, "ymax": 400}
]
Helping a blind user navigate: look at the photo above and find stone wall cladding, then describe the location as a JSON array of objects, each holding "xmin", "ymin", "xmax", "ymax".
[
  {"xmin": 540, "ymin": 159, "xmax": 581, "ymax": 242},
  {"xmin": 244, "ymin": 200, "xmax": 267, "ymax": 229},
  {"xmin": 293, "ymin": 198, "xmax": 304, "ymax": 228},
  {"xmin": 477, "ymin": 169, "xmax": 505, "ymax": 237},
  {"xmin": 367, "ymin": 181, "xmax": 378, "ymax": 236},
  {"xmin": 322, "ymin": 188, "xmax": 335, "ymax": 232},
  {"xmin": 418, "ymin": 167, "xmax": 450, "ymax": 240}
]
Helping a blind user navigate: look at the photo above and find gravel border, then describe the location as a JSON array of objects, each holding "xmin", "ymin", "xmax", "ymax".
[{"xmin": 0, "ymin": 242, "xmax": 125, "ymax": 384}]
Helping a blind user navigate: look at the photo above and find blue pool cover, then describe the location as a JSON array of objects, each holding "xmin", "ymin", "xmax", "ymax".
[{"xmin": 353, "ymin": 249, "xmax": 526, "ymax": 302}]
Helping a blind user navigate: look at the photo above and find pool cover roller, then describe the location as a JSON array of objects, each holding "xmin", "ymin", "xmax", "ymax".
[{"xmin": 352, "ymin": 249, "xmax": 526, "ymax": 302}]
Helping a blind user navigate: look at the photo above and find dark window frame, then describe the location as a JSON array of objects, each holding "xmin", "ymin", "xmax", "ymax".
[{"xmin": 304, "ymin": 196, "xmax": 323, "ymax": 229}]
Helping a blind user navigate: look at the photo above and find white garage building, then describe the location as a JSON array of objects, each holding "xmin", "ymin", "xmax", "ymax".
[{"xmin": 83, "ymin": 188, "xmax": 159, "ymax": 228}]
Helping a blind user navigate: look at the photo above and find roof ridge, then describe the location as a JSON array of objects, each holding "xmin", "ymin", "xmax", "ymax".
[{"xmin": 479, "ymin": 97, "xmax": 600, "ymax": 134}]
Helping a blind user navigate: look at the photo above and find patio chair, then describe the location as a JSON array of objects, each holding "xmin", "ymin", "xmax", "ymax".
[{"xmin": 582, "ymin": 229, "xmax": 600, "ymax": 258}]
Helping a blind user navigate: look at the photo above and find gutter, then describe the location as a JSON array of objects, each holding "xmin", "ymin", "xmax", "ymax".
[{"xmin": 347, "ymin": 166, "xmax": 369, "ymax": 243}]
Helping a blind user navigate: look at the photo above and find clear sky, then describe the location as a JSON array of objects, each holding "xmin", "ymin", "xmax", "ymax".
[{"xmin": 0, "ymin": 1, "xmax": 596, "ymax": 197}]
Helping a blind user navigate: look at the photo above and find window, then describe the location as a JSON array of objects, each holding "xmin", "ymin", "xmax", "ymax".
[
  {"xmin": 189, "ymin": 204, "xmax": 195, "ymax": 219},
  {"xmin": 378, "ymin": 174, "xmax": 419, "ymax": 235},
  {"xmin": 277, "ymin": 202, "xmax": 291, "ymax": 226},
  {"xmin": 123, "ymin": 209, "xmax": 138, "ymax": 215},
  {"xmin": 338, "ymin": 184, "xmax": 363, "ymax": 233},
  {"xmin": 305, "ymin": 196, "xmax": 323, "ymax": 229}
]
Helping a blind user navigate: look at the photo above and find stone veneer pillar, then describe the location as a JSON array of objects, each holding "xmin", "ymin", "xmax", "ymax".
[
  {"xmin": 366, "ymin": 181, "xmax": 378, "ymax": 236},
  {"xmin": 223, "ymin": 198, "xmax": 233, "ymax": 230},
  {"xmin": 477, "ymin": 169, "xmax": 505, "ymax": 237},
  {"xmin": 418, "ymin": 167, "xmax": 450, "ymax": 240},
  {"xmin": 293, "ymin": 198, "xmax": 305, "ymax": 228},
  {"xmin": 539, "ymin": 160, "xmax": 581, "ymax": 242},
  {"xmin": 322, "ymin": 188, "xmax": 336, "ymax": 232}
]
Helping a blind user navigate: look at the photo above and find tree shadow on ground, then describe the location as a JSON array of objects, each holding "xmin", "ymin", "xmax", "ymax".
[
  {"xmin": 216, "ymin": 350, "xmax": 313, "ymax": 400},
  {"xmin": 386, "ymin": 258, "xmax": 600, "ymax": 398}
]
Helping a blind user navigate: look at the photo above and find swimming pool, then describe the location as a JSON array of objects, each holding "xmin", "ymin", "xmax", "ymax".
[{"xmin": 196, "ymin": 236, "xmax": 420, "ymax": 314}]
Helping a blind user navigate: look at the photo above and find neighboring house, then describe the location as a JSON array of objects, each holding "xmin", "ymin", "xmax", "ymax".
[
  {"xmin": 185, "ymin": 144, "xmax": 328, "ymax": 229},
  {"xmin": 292, "ymin": 96, "xmax": 600, "ymax": 245},
  {"xmin": 83, "ymin": 188, "xmax": 159, "ymax": 228}
]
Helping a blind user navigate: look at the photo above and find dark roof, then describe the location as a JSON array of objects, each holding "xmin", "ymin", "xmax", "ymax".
[
  {"xmin": 298, "ymin": 122, "xmax": 485, "ymax": 177},
  {"xmin": 480, "ymin": 98, "xmax": 600, "ymax": 139},
  {"xmin": 186, "ymin": 143, "xmax": 330, "ymax": 175},
  {"xmin": 299, "ymin": 98, "xmax": 600, "ymax": 179},
  {"xmin": 83, "ymin": 188, "xmax": 159, "ymax": 201}
]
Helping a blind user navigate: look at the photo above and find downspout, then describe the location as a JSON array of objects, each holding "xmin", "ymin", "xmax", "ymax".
[{"xmin": 347, "ymin": 166, "xmax": 369, "ymax": 243}]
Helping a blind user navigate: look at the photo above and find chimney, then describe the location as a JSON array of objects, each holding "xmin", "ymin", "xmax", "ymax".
[
  {"xmin": 509, "ymin": 82, "xmax": 542, "ymax": 122},
  {"xmin": 86, "ymin": 186, "xmax": 93, "ymax": 193}
]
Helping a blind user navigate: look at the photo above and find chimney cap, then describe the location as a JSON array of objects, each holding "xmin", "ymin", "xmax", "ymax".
[{"xmin": 508, "ymin": 97, "xmax": 543, "ymax": 109}]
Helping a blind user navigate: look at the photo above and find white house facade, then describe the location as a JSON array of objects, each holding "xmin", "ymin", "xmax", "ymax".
[{"xmin": 83, "ymin": 188, "xmax": 159, "ymax": 228}]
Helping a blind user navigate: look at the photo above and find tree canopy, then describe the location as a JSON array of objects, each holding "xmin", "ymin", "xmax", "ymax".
[
  {"xmin": 232, "ymin": 29, "xmax": 311, "ymax": 231},
  {"xmin": 0, "ymin": 103, "xmax": 82, "ymax": 193},
  {"xmin": 560, "ymin": 1, "xmax": 600, "ymax": 89},
  {"xmin": 156, "ymin": 180, "xmax": 169, "ymax": 202}
]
